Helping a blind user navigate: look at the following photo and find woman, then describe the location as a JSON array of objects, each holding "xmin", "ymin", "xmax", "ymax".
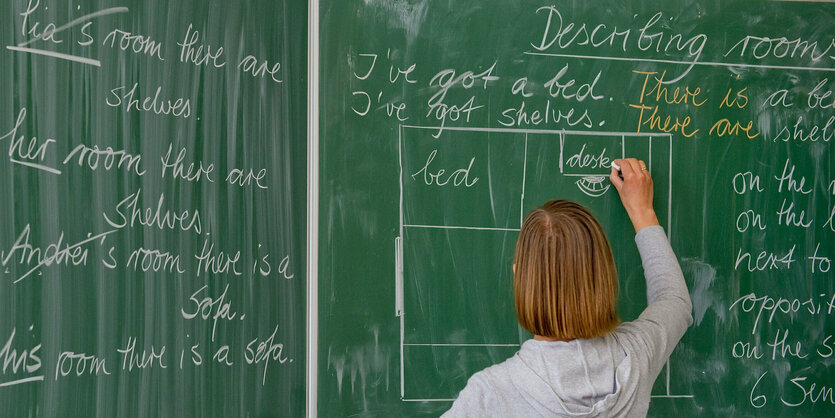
[{"xmin": 443, "ymin": 158, "xmax": 693, "ymax": 417}]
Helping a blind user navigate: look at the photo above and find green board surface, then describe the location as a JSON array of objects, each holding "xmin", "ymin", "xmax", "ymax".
[
  {"xmin": 0, "ymin": 0, "xmax": 306, "ymax": 416},
  {"xmin": 319, "ymin": 1, "xmax": 833, "ymax": 416}
]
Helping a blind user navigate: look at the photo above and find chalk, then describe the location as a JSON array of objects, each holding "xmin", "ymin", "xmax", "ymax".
[{"xmin": 611, "ymin": 161, "xmax": 623, "ymax": 180}]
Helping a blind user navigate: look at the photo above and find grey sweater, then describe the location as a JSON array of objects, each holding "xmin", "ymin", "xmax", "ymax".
[{"xmin": 442, "ymin": 226, "xmax": 693, "ymax": 417}]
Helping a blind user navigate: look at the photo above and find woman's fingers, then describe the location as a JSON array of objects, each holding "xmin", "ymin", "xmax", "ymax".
[
  {"xmin": 609, "ymin": 164, "xmax": 624, "ymax": 190},
  {"xmin": 624, "ymin": 158, "xmax": 643, "ymax": 177},
  {"xmin": 610, "ymin": 157, "xmax": 658, "ymax": 231},
  {"xmin": 613, "ymin": 158, "xmax": 650, "ymax": 180}
]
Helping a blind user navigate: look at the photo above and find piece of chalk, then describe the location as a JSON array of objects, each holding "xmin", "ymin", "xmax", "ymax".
[{"xmin": 611, "ymin": 161, "xmax": 621, "ymax": 171}]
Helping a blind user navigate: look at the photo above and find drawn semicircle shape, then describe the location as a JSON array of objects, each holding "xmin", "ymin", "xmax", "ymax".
[{"xmin": 576, "ymin": 175, "xmax": 611, "ymax": 197}]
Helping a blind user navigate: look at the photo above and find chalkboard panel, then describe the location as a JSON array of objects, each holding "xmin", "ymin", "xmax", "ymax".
[
  {"xmin": 320, "ymin": 0, "xmax": 833, "ymax": 416},
  {"xmin": 0, "ymin": 0, "xmax": 306, "ymax": 416}
]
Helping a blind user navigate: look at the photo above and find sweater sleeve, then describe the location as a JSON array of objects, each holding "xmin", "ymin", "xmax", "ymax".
[{"xmin": 623, "ymin": 225, "xmax": 693, "ymax": 375}]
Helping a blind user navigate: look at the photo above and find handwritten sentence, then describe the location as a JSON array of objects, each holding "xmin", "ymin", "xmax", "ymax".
[
  {"xmin": 15, "ymin": 0, "xmax": 283, "ymax": 82},
  {"xmin": 0, "ymin": 322, "xmax": 291, "ymax": 389},
  {"xmin": 1, "ymin": 108, "xmax": 269, "ymax": 189},
  {"xmin": 349, "ymin": 52, "xmax": 835, "ymax": 142}
]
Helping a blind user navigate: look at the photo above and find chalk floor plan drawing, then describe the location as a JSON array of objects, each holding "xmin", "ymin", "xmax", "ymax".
[{"xmin": 395, "ymin": 125, "xmax": 687, "ymax": 402}]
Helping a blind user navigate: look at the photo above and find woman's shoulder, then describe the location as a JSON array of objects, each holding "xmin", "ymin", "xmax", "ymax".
[
  {"xmin": 467, "ymin": 352, "xmax": 520, "ymax": 385},
  {"xmin": 444, "ymin": 354, "xmax": 521, "ymax": 416},
  {"xmin": 613, "ymin": 320, "xmax": 651, "ymax": 345},
  {"xmin": 612, "ymin": 319, "xmax": 668, "ymax": 366}
]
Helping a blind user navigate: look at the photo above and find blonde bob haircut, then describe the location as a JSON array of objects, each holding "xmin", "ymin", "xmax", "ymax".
[{"xmin": 514, "ymin": 200, "xmax": 619, "ymax": 340}]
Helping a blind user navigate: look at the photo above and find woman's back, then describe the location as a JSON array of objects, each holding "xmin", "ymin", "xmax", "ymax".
[{"xmin": 443, "ymin": 159, "xmax": 693, "ymax": 417}]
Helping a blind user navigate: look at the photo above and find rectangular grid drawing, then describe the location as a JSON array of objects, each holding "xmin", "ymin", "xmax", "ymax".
[{"xmin": 395, "ymin": 125, "xmax": 688, "ymax": 402}]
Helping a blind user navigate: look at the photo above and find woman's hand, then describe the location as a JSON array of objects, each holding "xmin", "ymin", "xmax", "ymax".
[{"xmin": 609, "ymin": 158, "xmax": 660, "ymax": 232}]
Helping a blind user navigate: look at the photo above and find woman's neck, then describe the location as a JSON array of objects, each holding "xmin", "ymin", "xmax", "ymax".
[{"xmin": 533, "ymin": 335, "xmax": 574, "ymax": 342}]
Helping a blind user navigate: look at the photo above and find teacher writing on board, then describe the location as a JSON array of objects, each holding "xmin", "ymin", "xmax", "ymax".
[{"xmin": 444, "ymin": 158, "xmax": 693, "ymax": 417}]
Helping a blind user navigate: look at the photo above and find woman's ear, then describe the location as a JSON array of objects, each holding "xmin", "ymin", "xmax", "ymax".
[{"xmin": 512, "ymin": 263, "xmax": 516, "ymax": 273}]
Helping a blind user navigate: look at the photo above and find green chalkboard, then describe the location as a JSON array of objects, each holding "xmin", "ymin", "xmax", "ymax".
[
  {"xmin": 319, "ymin": 0, "xmax": 833, "ymax": 416},
  {"xmin": 0, "ymin": 0, "xmax": 306, "ymax": 416}
]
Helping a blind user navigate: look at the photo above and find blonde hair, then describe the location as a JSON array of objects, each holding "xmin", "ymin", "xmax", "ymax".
[{"xmin": 514, "ymin": 200, "xmax": 619, "ymax": 340}]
